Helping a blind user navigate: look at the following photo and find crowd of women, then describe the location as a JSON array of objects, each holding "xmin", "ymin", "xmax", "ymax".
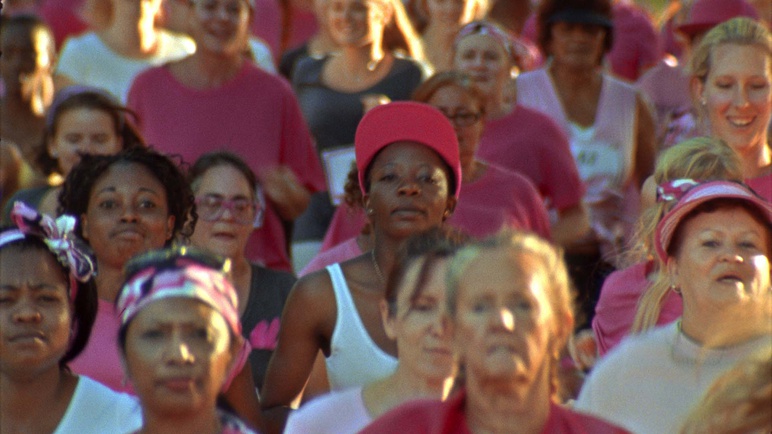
[{"xmin": 1, "ymin": 0, "xmax": 771, "ymax": 433}]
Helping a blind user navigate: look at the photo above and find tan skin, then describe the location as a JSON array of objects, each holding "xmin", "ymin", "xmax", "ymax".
[
  {"xmin": 261, "ymin": 141, "xmax": 457, "ymax": 433},
  {"xmin": 322, "ymin": 0, "xmax": 395, "ymax": 92},
  {"xmin": 547, "ymin": 21, "xmax": 656, "ymax": 191}
]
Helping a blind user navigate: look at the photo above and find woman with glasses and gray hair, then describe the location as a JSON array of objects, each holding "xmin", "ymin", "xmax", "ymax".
[{"xmin": 188, "ymin": 151, "xmax": 297, "ymax": 393}]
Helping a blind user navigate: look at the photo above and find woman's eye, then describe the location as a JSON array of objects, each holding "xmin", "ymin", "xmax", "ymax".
[
  {"xmin": 138, "ymin": 200, "xmax": 157, "ymax": 209},
  {"xmin": 141, "ymin": 330, "xmax": 163, "ymax": 339},
  {"xmin": 379, "ymin": 173, "xmax": 397, "ymax": 182},
  {"xmin": 701, "ymin": 240, "xmax": 720, "ymax": 248},
  {"xmin": 98, "ymin": 199, "xmax": 118, "ymax": 210},
  {"xmin": 63, "ymin": 134, "xmax": 83, "ymax": 144},
  {"xmin": 739, "ymin": 241, "xmax": 759, "ymax": 250}
]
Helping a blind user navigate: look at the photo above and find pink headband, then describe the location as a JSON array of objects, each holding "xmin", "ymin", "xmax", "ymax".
[{"xmin": 0, "ymin": 202, "xmax": 95, "ymax": 301}]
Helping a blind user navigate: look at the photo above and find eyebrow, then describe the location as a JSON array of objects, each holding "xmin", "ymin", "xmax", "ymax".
[{"xmin": 95, "ymin": 186, "xmax": 163, "ymax": 196}]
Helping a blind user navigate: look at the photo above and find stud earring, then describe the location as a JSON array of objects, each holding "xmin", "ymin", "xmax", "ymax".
[
  {"xmin": 366, "ymin": 208, "xmax": 375, "ymax": 215},
  {"xmin": 700, "ymin": 98, "xmax": 707, "ymax": 107}
]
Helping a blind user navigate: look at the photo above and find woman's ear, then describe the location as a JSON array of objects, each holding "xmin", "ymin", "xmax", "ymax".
[
  {"xmin": 690, "ymin": 76, "xmax": 705, "ymax": 106},
  {"xmin": 380, "ymin": 298, "xmax": 398, "ymax": 341},
  {"xmin": 165, "ymin": 215, "xmax": 176, "ymax": 241},
  {"xmin": 442, "ymin": 196, "xmax": 458, "ymax": 221},
  {"xmin": 80, "ymin": 213, "xmax": 90, "ymax": 241},
  {"xmin": 666, "ymin": 257, "xmax": 680, "ymax": 288}
]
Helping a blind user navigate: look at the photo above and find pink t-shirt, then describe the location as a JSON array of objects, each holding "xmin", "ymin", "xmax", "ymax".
[
  {"xmin": 315, "ymin": 163, "xmax": 554, "ymax": 252},
  {"xmin": 477, "ymin": 106, "xmax": 585, "ymax": 212},
  {"xmin": 70, "ymin": 299, "xmax": 132, "ymax": 394},
  {"xmin": 592, "ymin": 261, "xmax": 683, "ymax": 357},
  {"xmin": 127, "ymin": 61, "xmax": 326, "ymax": 271},
  {"xmin": 447, "ymin": 163, "xmax": 551, "ymax": 240},
  {"xmin": 299, "ymin": 237, "xmax": 363, "ymax": 277},
  {"xmin": 747, "ymin": 171, "xmax": 772, "ymax": 201},
  {"xmin": 361, "ymin": 390, "xmax": 630, "ymax": 434}
]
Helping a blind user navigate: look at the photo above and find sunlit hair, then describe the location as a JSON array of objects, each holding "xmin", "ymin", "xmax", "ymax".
[
  {"xmin": 446, "ymin": 230, "xmax": 574, "ymax": 394},
  {"xmin": 625, "ymin": 137, "xmax": 743, "ymax": 267},
  {"xmin": 412, "ymin": 70, "xmax": 487, "ymax": 116},
  {"xmin": 370, "ymin": 0, "xmax": 425, "ymax": 61},
  {"xmin": 689, "ymin": 17, "xmax": 772, "ymax": 84},
  {"xmin": 409, "ymin": 0, "xmax": 489, "ymax": 34},
  {"xmin": 629, "ymin": 138, "xmax": 744, "ymax": 334},
  {"xmin": 680, "ymin": 347, "xmax": 772, "ymax": 434},
  {"xmin": 384, "ymin": 227, "xmax": 469, "ymax": 318}
]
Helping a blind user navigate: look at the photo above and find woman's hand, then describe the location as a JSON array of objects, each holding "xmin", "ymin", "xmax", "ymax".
[{"xmin": 261, "ymin": 165, "xmax": 311, "ymax": 221}]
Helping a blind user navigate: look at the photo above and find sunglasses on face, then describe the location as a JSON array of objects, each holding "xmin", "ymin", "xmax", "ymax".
[{"xmin": 194, "ymin": 191, "xmax": 264, "ymax": 228}]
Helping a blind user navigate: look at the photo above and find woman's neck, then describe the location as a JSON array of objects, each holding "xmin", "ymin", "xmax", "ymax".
[
  {"xmin": 548, "ymin": 61, "xmax": 600, "ymax": 88},
  {"xmin": 340, "ymin": 42, "xmax": 386, "ymax": 73},
  {"xmin": 0, "ymin": 367, "xmax": 76, "ymax": 433},
  {"xmin": 173, "ymin": 52, "xmax": 244, "ymax": 89},
  {"xmin": 484, "ymin": 90, "xmax": 512, "ymax": 120},
  {"xmin": 101, "ymin": 15, "xmax": 159, "ymax": 58},
  {"xmin": 464, "ymin": 371, "xmax": 552, "ymax": 434},
  {"xmin": 139, "ymin": 408, "xmax": 221, "ymax": 434},
  {"xmin": 462, "ymin": 160, "xmax": 486, "ymax": 183},
  {"xmin": 681, "ymin": 304, "xmax": 770, "ymax": 348},
  {"xmin": 739, "ymin": 141, "xmax": 772, "ymax": 179},
  {"xmin": 363, "ymin": 368, "xmax": 453, "ymax": 419},
  {"xmin": 421, "ymin": 24, "xmax": 456, "ymax": 71},
  {"xmin": 95, "ymin": 262, "xmax": 127, "ymax": 303}
]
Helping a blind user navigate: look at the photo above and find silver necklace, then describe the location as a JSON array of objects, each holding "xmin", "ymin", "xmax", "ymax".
[{"xmin": 371, "ymin": 249, "xmax": 386, "ymax": 285}]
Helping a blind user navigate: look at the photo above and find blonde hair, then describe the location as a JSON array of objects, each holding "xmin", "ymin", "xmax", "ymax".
[
  {"xmin": 446, "ymin": 230, "xmax": 574, "ymax": 395},
  {"xmin": 376, "ymin": 0, "xmax": 425, "ymax": 61},
  {"xmin": 630, "ymin": 137, "xmax": 744, "ymax": 334},
  {"xmin": 689, "ymin": 17, "xmax": 772, "ymax": 82},
  {"xmin": 680, "ymin": 347, "xmax": 772, "ymax": 434}
]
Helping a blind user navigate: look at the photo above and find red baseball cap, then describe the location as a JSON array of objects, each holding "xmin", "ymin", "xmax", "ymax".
[
  {"xmin": 655, "ymin": 180, "xmax": 772, "ymax": 262},
  {"xmin": 677, "ymin": 0, "xmax": 759, "ymax": 38},
  {"xmin": 355, "ymin": 101, "xmax": 461, "ymax": 198}
]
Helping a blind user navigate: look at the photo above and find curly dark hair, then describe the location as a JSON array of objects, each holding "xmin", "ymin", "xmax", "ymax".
[
  {"xmin": 0, "ymin": 230, "xmax": 98, "ymax": 369},
  {"xmin": 36, "ymin": 89, "xmax": 146, "ymax": 176},
  {"xmin": 57, "ymin": 146, "xmax": 196, "ymax": 242},
  {"xmin": 536, "ymin": 0, "xmax": 614, "ymax": 60}
]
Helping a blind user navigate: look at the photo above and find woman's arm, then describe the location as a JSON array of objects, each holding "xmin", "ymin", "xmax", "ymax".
[
  {"xmin": 261, "ymin": 165, "xmax": 312, "ymax": 221},
  {"xmin": 634, "ymin": 94, "xmax": 657, "ymax": 188},
  {"xmin": 552, "ymin": 203, "xmax": 591, "ymax": 248},
  {"xmin": 222, "ymin": 362, "xmax": 264, "ymax": 431},
  {"xmin": 260, "ymin": 273, "xmax": 335, "ymax": 434}
]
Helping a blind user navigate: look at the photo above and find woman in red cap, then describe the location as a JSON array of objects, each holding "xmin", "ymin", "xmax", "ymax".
[
  {"xmin": 576, "ymin": 179, "xmax": 771, "ymax": 433},
  {"xmin": 260, "ymin": 101, "xmax": 460, "ymax": 433},
  {"xmin": 689, "ymin": 17, "xmax": 772, "ymax": 200}
]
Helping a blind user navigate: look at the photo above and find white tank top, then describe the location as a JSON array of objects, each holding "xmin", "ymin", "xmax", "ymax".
[
  {"xmin": 324, "ymin": 264, "xmax": 397, "ymax": 390},
  {"xmin": 517, "ymin": 68, "xmax": 638, "ymax": 258}
]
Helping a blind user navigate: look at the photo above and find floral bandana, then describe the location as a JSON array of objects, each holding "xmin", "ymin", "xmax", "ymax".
[
  {"xmin": 0, "ymin": 202, "xmax": 95, "ymax": 300},
  {"xmin": 116, "ymin": 259, "xmax": 251, "ymax": 390}
]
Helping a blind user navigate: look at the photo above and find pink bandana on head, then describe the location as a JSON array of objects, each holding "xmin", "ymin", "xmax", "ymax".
[
  {"xmin": 0, "ymin": 202, "xmax": 95, "ymax": 301},
  {"xmin": 116, "ymin": 258, "xmax": 251, "ymax": 390}
]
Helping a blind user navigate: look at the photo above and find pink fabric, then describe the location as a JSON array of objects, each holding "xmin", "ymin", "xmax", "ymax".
[
  {"xmin": 592, "ymin": 261, "xmax": 683, "ymax": 357},
  {"xmin": 320, "ymin": 206, "xmax": 366, "ymax": 252},
  {"xmin": 70, "ymin": 299, "xmax": 133, "ymax": 394},
  {"xmin": 446, "ymin": 163, "xmax": 551, "ymax": 240},
  {"xmin": 39, "ymin": 0, "xmax": 88, "ymax": 50},
  {"xmin": 521, "ymin": 2, "xmax": 661, "ymax": 82},
  {"xmin": 636, "ymin": 60, "xmax": 700, "ymax": 150},
  {"xmin": 361, "ymin": 389, "xmax": 630, "ymax": 434},
  {"xmin": 299, "ymin": 237, "xmax": 363, "ymax": 277},
  {"xmin": 316, "ymin": 163, "xmax": 554, "ymax": 253},
  {"xmin": 747, "ymin": 171, "xmax": 772, "ymax": 201},
  {"xmin": 477, "ymin": 106, "xmax": 585, "ymax": 212},
  {"xmin": 251, "ymin": 0, "xmax": 319, "ymax": 62},
  {"xmin": 127, "ymin": 62, "xmax": 325, "ymax": 271}
]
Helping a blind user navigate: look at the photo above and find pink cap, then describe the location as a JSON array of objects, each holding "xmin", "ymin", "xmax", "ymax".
[
  {"xmin": 655, "ymin": 181, "xmax": 772, "ymax": 262},
  {"xmin": 677, "ymin": 0, "xmax": 759, "ymax": 38},
  {"xmin": 355, "ymin": 101, "xmax": 461, "ymax": 197}
]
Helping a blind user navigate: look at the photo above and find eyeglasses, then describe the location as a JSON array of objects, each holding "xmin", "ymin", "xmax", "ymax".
[
  {"xmin": 442, "ymin": 110, "xmax": 483, "ymax": 127},
  {"xmin": 195, "ymin": 194, "xmax": 264, "ymax": 227}
]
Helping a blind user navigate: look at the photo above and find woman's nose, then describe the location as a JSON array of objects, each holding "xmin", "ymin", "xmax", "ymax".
[
  {"xmin": 397, "ymin": 179, "xmax": 420, "ymax": 195},
  {"xmin": 12, "ymin": 300, "xmax": 42, "ymax": 324},
  {"xmin": 489, "ymin": 307, "xmax": 515, "ymax": 332},
  {"xmin": 165, "ymin": 335, "xmax": 195, "ymax": 365}
]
